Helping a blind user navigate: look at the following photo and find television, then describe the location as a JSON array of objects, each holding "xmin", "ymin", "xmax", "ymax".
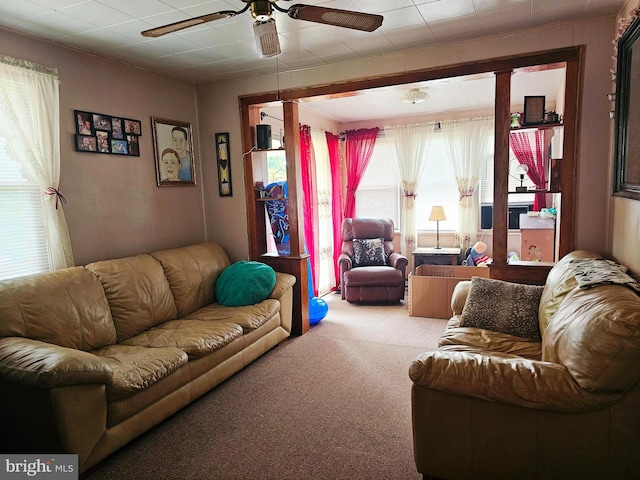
[{"xmin": 481, "ymin": 204, "xmax": 533, "ymax": 230}]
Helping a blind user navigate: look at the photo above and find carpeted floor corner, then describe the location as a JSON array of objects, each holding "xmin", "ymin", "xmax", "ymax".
[{"xmin": 83, "ymin": 293, "xmax": 447, "ymax": 480}]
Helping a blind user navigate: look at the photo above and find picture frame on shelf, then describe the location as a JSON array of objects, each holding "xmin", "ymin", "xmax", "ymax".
[
  {"xmin": 215, "ymin": 132, "xmax": 232, "ymax": 196},
  {"xmin": 523, "ymin": 96, "xmax": 545, "ymax": 125},
  {"xmin": 152, "ymin": 116, "xmax": 196, "ymax": 186}
]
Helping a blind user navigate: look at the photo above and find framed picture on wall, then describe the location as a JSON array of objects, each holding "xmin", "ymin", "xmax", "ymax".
[
  {"xmin": 74, "ymin": 110, "xmax": 141, "ymax": 156},
  {"xmin": 215, "ymin": 132, "xmax": 232, "ymax": 196},
  {"xmin": 151, "ymin": 117, "xmax": 196, "ymax": 186}
]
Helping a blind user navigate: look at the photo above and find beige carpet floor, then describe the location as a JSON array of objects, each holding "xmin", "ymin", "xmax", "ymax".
[{"xmin": 82, "ymin": 293, "xmax": 447, "ymax": 480}]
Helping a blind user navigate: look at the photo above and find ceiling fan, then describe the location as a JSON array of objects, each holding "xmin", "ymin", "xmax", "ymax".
[{"xmin": 141, "ymin": 0, "xmax": 383, "ymax": 58}]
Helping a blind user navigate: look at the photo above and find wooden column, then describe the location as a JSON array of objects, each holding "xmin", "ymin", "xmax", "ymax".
[{"xmin": 492, "ymin": 70, "xmax": 512, "ymax": 269}]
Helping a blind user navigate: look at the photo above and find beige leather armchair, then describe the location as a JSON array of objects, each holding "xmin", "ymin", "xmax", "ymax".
[{"xmin": 338, "ymin": 217, "xmax": 408, "ymax": 303}]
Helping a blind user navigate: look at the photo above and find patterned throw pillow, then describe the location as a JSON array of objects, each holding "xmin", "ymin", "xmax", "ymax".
[
  {"xmin": 459, "ymin": 276, "xmax": 544, "ymax": 340},
  {"xmin": 352, "ymin": 238, "xmax": 386, "ymax": 267}
]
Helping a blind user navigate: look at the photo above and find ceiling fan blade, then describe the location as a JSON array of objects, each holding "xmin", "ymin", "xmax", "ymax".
[
  {"xmin": 141, "ymin": 11, "xmax": 237, "ymax": 37},
  {"xmin": 286, "ymin": 4, "xmax": 383, "ymax": 32}
]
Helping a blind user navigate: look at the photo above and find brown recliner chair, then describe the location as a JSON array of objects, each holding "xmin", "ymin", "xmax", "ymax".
[{"xmin": 338, "ymin": 217, "xmax": 408, "ymax": 303}]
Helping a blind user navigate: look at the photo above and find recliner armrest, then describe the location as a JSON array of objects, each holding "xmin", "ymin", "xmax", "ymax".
[
  {"xmin": 338, "ymin": 253, "xmax": 353, "ymax": 270},
  {"xmin": 388, "ymin": 252, "xmax": 408, "ymax": 272}
]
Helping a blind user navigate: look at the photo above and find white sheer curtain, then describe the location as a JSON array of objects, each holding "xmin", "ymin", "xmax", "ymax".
[
  {"xmin": 0, "ymin": 56, "xmax": 74, "ymax": 269},
  {"xmin": 440, "ymin": 116, "xmax": 493, "ymax": 250},
  {"xmin": 310, "ymin": 128, "xmax": 335, "ymax": 295},
  {"xmin": 384, "ymin": 122, "xmax": 436, "ymax": 268}
]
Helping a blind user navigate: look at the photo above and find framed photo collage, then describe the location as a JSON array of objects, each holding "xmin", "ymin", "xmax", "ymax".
[{"xmin": 74, "ymin": 110, "xmax": 141, "ymax": 156}]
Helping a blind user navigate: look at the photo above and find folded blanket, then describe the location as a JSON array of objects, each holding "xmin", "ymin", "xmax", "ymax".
[{"xmin": 568, "ymin": 258, "xmax": 640, "ymax": 294}]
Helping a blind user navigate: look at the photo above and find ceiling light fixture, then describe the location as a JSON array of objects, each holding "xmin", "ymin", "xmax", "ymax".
[{"xmin": 402, "ymin": 88, "xmax": 429, "ymax": 104}]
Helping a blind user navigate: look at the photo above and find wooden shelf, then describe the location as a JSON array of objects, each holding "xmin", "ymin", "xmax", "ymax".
[{"xmin": 511, "ymin": 122, "xmax": 563, "ymax": 130}]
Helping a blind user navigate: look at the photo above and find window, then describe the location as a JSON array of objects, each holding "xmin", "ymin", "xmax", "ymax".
[
  {"xmin": 0, "ymin": 137, "xmax": 49, "ymax": 280},
  {"xmin": 0, "ymin": 58, "xmax": 62, "ymax": 281},
  {"xmin": 356, "ymin": 131, "xmax": 536, "ymax": 232},
  {"xmin": 355, "ymin": 139, "xmax": 401, "ymax": 224}
]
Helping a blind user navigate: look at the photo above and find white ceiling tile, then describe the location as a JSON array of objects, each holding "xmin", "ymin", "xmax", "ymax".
[
  {"xmin": 94, "ymin": 0, "xmax": 176, "ymax": 18},
  {"xmin": 382, "ymin": 26, "xmax": 437, "ymax": 50},
  {"xmin": 351, "ymin": 0, "xmax": 416, "ymax": 14},
  {"xmin": 21, "ymin": 11, "xmax": 100, "ymax": 38},
  {"xmin": 428, "ymin": 15, "xmax": 483, "ymax": 43},
  {"xmin": 417, "ymin": 0, "xmax": 475, "ymax": 23},
  {"xmin": 378, "ymin": 6, "xmax": 426, "ymax": 31},
  {"xmin": 0, "ymin": 1, "xmax": 49, "ymax": 19},
  {"xmin": 58, "ymin": 1, "xmax": 136, "ymax": 28},
  {"xmin": 343, "ymin": 32, "xmax": 396, "ymax": 56},
  {"xmin": 477, "ymin": 4, "xmax": 532, "ymax": 34}
]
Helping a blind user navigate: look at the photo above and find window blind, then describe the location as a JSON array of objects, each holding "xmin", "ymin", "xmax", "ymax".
[{"xmin": 0, "ymin": 134, "xmax": 49, "ymax": 280}]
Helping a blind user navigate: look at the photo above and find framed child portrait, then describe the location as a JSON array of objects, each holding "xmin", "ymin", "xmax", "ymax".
[{"xmin": 151, "ymin": 117, "xmax": 196, "ymax": 187}]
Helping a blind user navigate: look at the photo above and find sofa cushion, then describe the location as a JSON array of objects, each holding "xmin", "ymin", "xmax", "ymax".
[
  {"xmin": 86, "ymin": 254, "xmax": 178, "ymax": 343},
  {"xmin": 0, "ymin": 267, "xmax": 116, "ymax": 351},
  {"xmin": 215, "ymin": 261, "xmax": 276, "ymax": 307},
  {"xmin": 121, "ymin": 319, "xmax": 243, "ymax": 359},
  {"xmin": 541, "ymin": 284, "xmax": 640, "ymax": 393},
  {"xmin": 186, "ymin": 299, "xmax": 280, "ymax": 333},
  {"xmin": 460, "ymin": 277, "xmax": 544, "ymax": 340},
  {"xmin": 353, "ymin": 238, "xmax": 386, "ymax": 266},
  {"xmin": 538, "ymin": 250, "xmax": 599, "ymax": 337},
  {"xmin": 92, "ymin": 344, "xmax": 188, "ymax": 400},
  {"xmin": 151, "ymin": 243, "xmax": 230, "ymax": 317}
]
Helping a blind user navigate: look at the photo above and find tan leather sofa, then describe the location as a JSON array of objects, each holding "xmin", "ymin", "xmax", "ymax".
[
  {"xmin": 410, "ymin": 250, "xmax": 640, "ymax": 480},
  {"xmin": 0, "ymin": 242, "xmax": 296, "ymax": 474}
]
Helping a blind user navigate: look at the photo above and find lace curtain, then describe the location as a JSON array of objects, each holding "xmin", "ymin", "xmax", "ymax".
[
  {"xmin": 311, "ymin": 128, "xmax": 335, "ymax": 295},
  {"xmin": 326, "ymin": 132, "xmax": 343, "ymax": 289},
  {"xmin": 440, "ymin": 116, "xmax": 494, "ymax": 250},
  {"xmin": 384, "ymin": 122, "xmax": 436, "ymax": 266},
  {"xmin": 0, "ymin": 55, "xmax": 74, "ymax": 269}
]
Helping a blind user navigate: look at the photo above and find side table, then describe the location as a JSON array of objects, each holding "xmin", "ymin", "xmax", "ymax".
[{"xmin": 412, "ymin": 247, "xmax": 461, "ymax": 272}]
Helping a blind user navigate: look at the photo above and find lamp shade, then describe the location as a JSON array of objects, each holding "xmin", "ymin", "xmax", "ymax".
[{"xmin": 429, "ymin": 206, "xmax": 447, "ymax": 222}]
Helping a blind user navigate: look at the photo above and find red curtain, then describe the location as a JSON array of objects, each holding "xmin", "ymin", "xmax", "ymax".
[
  {"xmin": 326, "ymin": 131, "xmax": 343, "ymax": 289},
  {"xmin": 510, "ymin": 129, "xmax": 547, "ymax": 210},
  {"xmin": 343, "ymin": 127, "xmax": 379, "ymax": 218},
  {"xmin": 299, "ymin": 124, "xmax": 319, "ymax": 296}
]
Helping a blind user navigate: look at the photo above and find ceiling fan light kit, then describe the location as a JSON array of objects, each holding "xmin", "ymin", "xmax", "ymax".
[
  {"xmin": 254, "ymin": 19, "xmax": 281, "ymax": 57},
  {"xmin": 141, "ymin": 0, "xmax": 383, "ymax": 56}
]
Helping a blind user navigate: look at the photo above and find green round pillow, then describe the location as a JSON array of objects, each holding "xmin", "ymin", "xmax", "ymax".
[{"xmin": 216, "ymin": 261, "xmax": 276, "ymax": 307}]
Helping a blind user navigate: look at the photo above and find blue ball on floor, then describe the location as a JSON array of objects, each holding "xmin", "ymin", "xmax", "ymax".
[{"xmin": 309, "ymin": 297, "xmax": 328, "ymax": 325}]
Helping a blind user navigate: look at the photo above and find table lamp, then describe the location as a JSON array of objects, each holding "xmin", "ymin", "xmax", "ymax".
[
  {"xmin": 515, "ymin": 164, "xmax": 529, "ymax": 192},
  {"xmin": 428, "ymin": 206, "xmax": 447, "ymax": 249}
]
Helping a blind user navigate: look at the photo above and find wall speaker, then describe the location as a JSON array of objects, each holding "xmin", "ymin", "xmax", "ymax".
[{"xmin": 256, "ymin": 124, "xmax": 272, "ymax": 149}]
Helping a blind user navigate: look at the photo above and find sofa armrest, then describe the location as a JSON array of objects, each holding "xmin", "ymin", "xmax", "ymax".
[
  {"xmin": 451, "ymin": 280, "xmax": 472, "ymax": 315},
  {"xmin": 409, "ymin": 348, "xmax": 622, "ymax": 413},
  {"xmin": 0, "ymin": 337, "xmax": 113, "ymax": 388},
  {"xmin": 268, "ymin": 272, "xmax": 297, "ymax": 300}
]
